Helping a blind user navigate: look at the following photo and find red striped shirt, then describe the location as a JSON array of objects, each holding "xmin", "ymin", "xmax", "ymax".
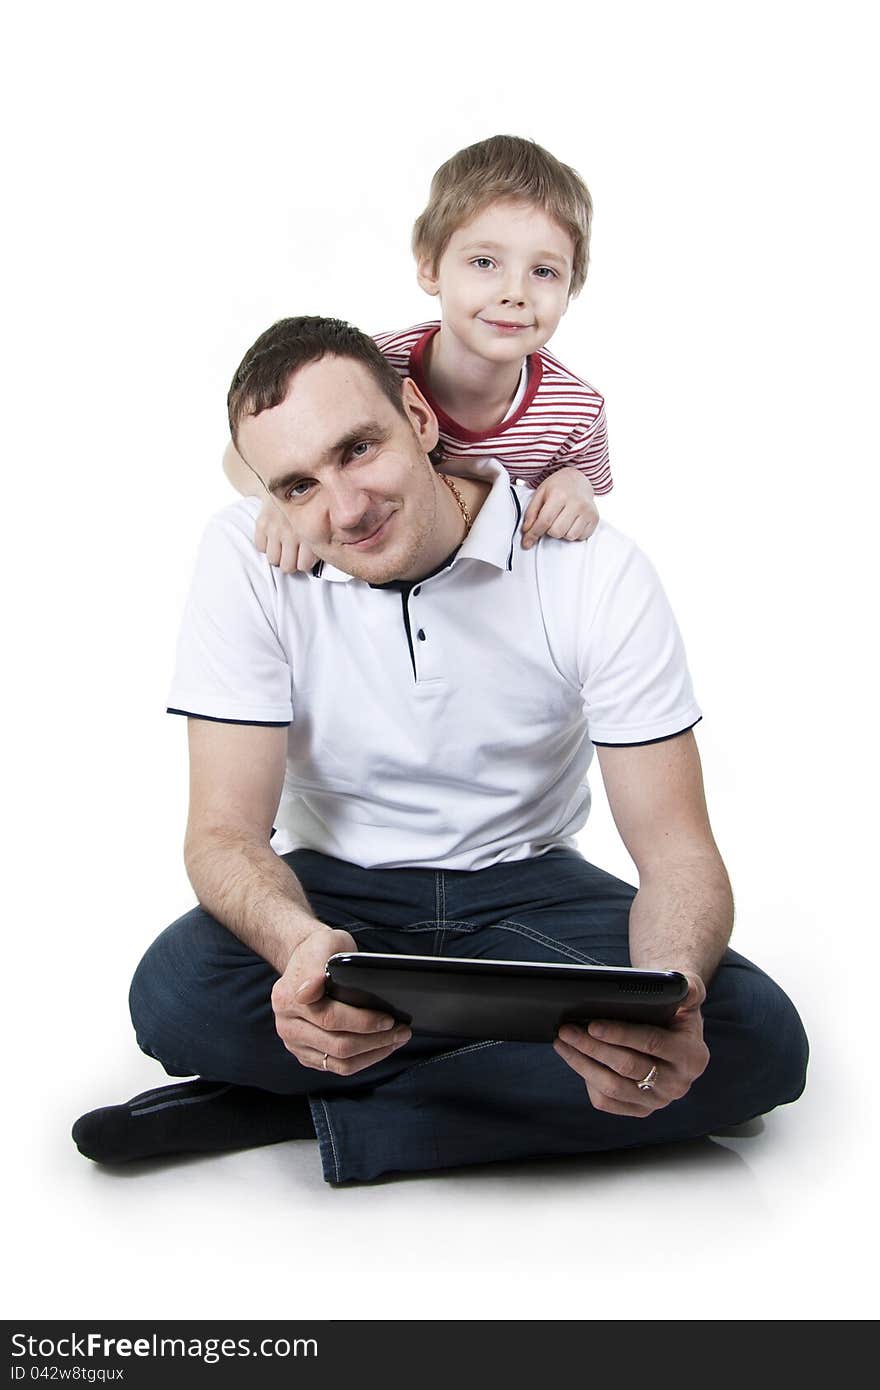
[{"xmin": 373, "ymin": 321, "xmax": 612, "ymax": 494}]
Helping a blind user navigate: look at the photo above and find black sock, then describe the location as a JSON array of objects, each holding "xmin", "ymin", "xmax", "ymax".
[{"xmin": 71, "ymin": 1080, "xmax": 315, "ymax": 1164}]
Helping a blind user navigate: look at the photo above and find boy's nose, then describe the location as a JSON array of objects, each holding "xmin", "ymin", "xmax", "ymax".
[
  {"xmin": 499, "ymin": 284, "xmax": 527, "ymax": 307},
  {"xmin": 499, "ymin": 275, "xmax": 528, "ymax": 308}
]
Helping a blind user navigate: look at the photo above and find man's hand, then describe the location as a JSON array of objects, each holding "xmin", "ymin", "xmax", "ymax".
[
  {"xmin": 521, "ymin": 466, "xmax": 599, "ymax": 550},
  {"xmin": 271, "ymin": 926, "xmax": 412, "ymax": 1075},
  {"xmin": 552, "ymin": 974, "xmax": 709, "ymax": 1116},
  {"xmin": 255, "ymin": 499, "xmax": 318, "ymax": 574}
]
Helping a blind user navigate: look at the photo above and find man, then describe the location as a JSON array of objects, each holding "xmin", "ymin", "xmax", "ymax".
[{"xmin": 72, "ymin": 317, "xmax": 807, "ymax": 1183}]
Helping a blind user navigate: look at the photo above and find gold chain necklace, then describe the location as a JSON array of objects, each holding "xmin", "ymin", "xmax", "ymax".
[{"xmin": 439, "ymin": 472, "xmax": 472, "ymax": 536}]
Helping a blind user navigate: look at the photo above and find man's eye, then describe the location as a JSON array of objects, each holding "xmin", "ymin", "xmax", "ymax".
[
  {"xmin": 471, "ymin": 257, "xmax": 495, "ymax": 270},
  {"xmin": 285, "ymin": 480, "xmax": 313, "ymax": 500},
  {"xmin": 533, "ymin": 266, "xmax": 558, "ymax": 280},
  {"xmin": 349, "ymin": 441, "xmax": 372, "ymax": 459}
]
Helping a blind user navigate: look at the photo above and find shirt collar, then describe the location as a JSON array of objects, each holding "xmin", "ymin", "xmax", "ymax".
[{"xmin": 314, "ymin": 459, "xmax": 521, "ymax": 584}]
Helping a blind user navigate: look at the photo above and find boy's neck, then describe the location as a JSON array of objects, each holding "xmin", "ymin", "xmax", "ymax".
[{"xmin": 424, "ymin": 327, "xmax": 525, "ymax": 434}]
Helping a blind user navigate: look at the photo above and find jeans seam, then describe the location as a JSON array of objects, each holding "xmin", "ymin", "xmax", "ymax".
[
  {"xmin": 493, "ymin": 919, "xmax": 606, "ymax": 966},
  {"xmin": 318, "ymin": 1098, "xmax": 340, "ymax": 1183},
  {"xmin": 435, "ymin": 871, "xmax": 446, "ymax": 955},
  {"xmin": 342, "ymin": 922, "xmax": 444, "ymax": 936},
  {"xmin": 403, "ymin": 1039, "xmax": 502, "ymax": 1077}
]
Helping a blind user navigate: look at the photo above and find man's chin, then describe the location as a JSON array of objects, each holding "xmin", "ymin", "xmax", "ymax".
[
  {"xmin": 319, "ymin": 508, "xmax": 432, "ymax": 585},
  {"xmin": 318, "ymin": 542, "xmax": 411, "ymax": 585}
]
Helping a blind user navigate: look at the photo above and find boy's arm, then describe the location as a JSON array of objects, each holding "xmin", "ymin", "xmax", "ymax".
[
  {"xmin": 540, "ymin": 401, "xmax": 612, "ymax": 495},
  {"xmin": 223, "ymin": 439, "xmax": 263, "ymax": 498},
  {"xmin": 520, "ymin": 399, "xmax": 611, "ymax": 547},
  {"xmin": 222, "ymin": 440, "xmax": 314, "ymax": 573}
]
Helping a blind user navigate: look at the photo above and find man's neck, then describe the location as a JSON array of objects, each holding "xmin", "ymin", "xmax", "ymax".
[
  {"xmin": 397, "ymin": 471, "xmax": 490, "ymax": 583},
  {"xmin": 425, "ymin": 328, "xmax": 524, "ymax": 434}
]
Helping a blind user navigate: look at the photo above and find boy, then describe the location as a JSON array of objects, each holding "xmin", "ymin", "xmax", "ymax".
[{"xmin": 224, "ymin": 134, "xmax": 611, "ymax": 569}]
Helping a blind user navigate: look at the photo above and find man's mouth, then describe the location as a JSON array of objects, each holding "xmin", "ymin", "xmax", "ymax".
[{"xmin": 342, "ymin": 513, "xmax": 394, "ymax": 550}]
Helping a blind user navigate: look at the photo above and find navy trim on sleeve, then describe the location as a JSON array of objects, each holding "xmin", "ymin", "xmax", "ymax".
[
  {"xmin": 507, "ymin": 486, "xmax": 522, "ymax": 570},
  {"xmin": 166, "ymin": 708, "xmax": 290, "ymax": 728},
  {"xmin": 591, "ymin": 718, "xmax": 702, "ymax": 749}
]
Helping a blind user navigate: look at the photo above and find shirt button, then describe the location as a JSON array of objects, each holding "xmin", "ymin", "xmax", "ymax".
[{"xmin": 417, "ymin": 629, "xmax": 426, "ymax": 641}]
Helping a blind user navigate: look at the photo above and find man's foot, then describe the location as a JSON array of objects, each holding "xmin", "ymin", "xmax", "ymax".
[{"xmin": 71, "ymin": 1079, "xmax": 315, "ymax": 1164}]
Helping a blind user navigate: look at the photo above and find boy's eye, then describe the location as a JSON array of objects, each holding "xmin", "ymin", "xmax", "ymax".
[
  {"xmin": 533, "ymin": 266, "xmax": 558, "ymax": 280},
  {"xmin": 471, "ymin": 257, "xmax": 496, "ymax": 270}
]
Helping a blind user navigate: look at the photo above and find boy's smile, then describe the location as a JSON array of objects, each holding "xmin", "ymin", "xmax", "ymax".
[{"xmin": 418, "ymin": 198, "xmax": 574, "ymax": 370}]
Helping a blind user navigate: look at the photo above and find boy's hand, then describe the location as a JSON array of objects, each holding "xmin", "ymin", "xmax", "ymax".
[
  {"xmin": 255, "ymin": 500, "xmax": 317, "ymax": 574},
  {"xmin": 521, "ymin": 466, "xmax": 599, "ymax": 549}
]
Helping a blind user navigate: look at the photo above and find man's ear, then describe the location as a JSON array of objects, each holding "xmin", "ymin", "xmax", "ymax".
[
  {"xmin": 401, "ymin": 376, "xmax": 439, "ymax": 454},
  {"xmin": 416, "ymin": 255, "xmax": 441, "ymax": 297}
]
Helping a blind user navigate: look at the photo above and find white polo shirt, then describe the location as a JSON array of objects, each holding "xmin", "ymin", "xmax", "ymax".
[{"xmin": 168, "ymin": 460, "xmax": 701, "ymax": 870}]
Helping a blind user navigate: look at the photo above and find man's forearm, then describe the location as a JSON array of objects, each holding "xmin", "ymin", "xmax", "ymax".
[
  {"xmin": 627, "ymin": 851, "xmax": 734, "ymax": 984},
  {"xmin": 184, "ymin": 830, "xmax": 324, "ymax": 974}
]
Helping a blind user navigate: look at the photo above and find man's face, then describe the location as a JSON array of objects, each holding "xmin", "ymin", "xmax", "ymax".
[
  {"xmin": 237, "ymin": 356, "xmax": 442, "ymax": 584},
  {"xmin": 418, "ymin": 198, "xmax": 574, "ymax": 365}
]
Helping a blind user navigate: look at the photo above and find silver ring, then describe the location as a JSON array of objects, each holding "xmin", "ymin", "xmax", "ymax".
[
  {"xmin": 637, "ymin": 1064, "xmax": 658, "ymax": 1092},
  {"xmin": 322, "ymin": 1052, "xmax": 329, "ymax": 1071}
]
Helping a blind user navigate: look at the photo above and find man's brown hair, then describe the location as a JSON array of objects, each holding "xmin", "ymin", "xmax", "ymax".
[
  {"xmin": 227, "ymin": 316, "xmax": 407, "ymax": 443},
  {"xmin": 412, "ymin": 134, "xmax": 593, "ymax": 297}
]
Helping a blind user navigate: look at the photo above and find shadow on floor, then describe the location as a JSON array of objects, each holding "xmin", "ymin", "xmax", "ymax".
[{"xmin": 75, "ymin": 1118, "xmax": 766, "ymax": 1188}]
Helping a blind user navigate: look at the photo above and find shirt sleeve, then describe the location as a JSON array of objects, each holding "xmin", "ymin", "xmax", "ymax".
[
  {"xmin": 372, "ymin": 324, "xmax": 421, "ymax": 382},
  {"xmin": 537, "ymin": 403, "xmax": 613, "ymax": 494},
  {"xmin": 575, "ymin": 531, "xmax": 701, "ymax": 745},
  {"xmin": 167, "ymin": 501, "xmax": 293, "ymax": 725}
]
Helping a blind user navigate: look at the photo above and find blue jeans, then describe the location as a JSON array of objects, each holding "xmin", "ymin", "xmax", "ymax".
[{"xmin": 129, "ymin": 848, "xmax": 808, "ymax": 1183}]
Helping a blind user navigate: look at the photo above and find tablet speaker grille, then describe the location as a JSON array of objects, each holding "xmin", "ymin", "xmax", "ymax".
[{"xmin": 616, "ymin": 980, "xmax": 666, "ymax": 995}]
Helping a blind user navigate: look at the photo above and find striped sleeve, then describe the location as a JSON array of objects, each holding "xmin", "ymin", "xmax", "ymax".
[
  {"xmin": 372, "ymin": 322, "xmax": 437, "ymax": 380},
  {"xmin": 516, "ymin": 348, "xmax": 612, "ymax": 493},
  {"xmin": 539, "ymin": 404, "xmax": 612, "ymax": 493}
]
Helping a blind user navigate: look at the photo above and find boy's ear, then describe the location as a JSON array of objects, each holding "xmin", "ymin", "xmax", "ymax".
[{"xmin": 416, "ymin": 256, "xmax": 441, "ymax": 297}]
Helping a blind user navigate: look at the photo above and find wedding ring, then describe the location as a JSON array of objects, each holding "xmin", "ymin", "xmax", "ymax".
[
  {"xmin": 637, "ymin": 1064, "xmax": 658, "ymax": 1092},
  {"xmin": 322, "ymin": 1052, "xmax": 329, "ymax": 1071}
]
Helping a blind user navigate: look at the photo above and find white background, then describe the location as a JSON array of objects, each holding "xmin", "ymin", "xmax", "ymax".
[{"xmin": 3, "ymin": 0, "xmax": 877, "ymax": 1321}]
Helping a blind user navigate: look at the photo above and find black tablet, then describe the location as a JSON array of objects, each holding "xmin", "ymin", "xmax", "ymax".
[{"xmin": 324, "ymin": 952, "xmax": 688, "ymax": 1044}]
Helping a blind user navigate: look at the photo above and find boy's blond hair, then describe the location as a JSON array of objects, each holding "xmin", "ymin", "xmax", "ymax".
[{"xmin": 412, "ymin": 134, "xmax": 593, "ymax": 297}]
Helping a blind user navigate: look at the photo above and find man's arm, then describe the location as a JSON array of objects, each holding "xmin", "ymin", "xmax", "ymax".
[
  {"xmin": 184, "ymin": 718, "xmax": 317, "ymax": 970},
  {"xmin": 596, "ymin": 730, "xmax": 733, "ymax": 982},
  {"xmin": 553, "ymin": 730, "xmax": 730, "ymax": 1115},
  {"xmin": 184, "ymin": 718, "xmax": 410, "ymax": 1072}
]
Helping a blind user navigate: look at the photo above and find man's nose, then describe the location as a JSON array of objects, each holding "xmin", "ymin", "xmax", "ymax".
[{"xmin": 325, "ymin": 474, "xmax": 371, "ymax": 531}]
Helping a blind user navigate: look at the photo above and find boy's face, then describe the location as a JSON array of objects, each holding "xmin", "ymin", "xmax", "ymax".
[{"xmin": 418, "ymin": 199, "xmax": 575, "ymax": 365}]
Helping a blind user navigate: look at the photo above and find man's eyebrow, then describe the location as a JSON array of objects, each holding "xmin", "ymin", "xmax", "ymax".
[
  {"xmin": 266, "ymin": 421, "xmax": 388, "ymax": 496},
  {"xmin": 461, "ymin": 241, "xmax": 570, "ymax": 266}
]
